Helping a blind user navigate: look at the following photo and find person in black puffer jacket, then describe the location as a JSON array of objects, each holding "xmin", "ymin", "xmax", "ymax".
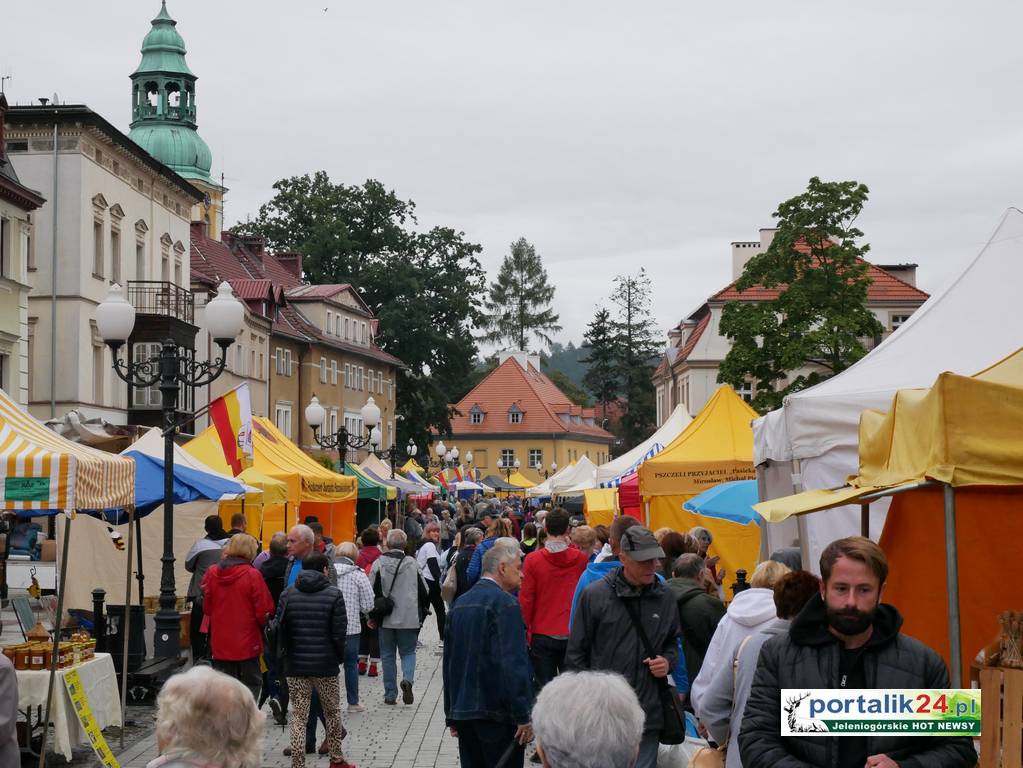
[
  {"xmin": 738, "ymin": 537, "xmax": 976, "ymax": 768},
  {"xmin": 277, "ymin": 553, "xmax": 354, "ymax": 768}
]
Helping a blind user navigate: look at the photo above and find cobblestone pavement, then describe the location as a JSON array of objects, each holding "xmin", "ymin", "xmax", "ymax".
[{"xmin": 113, "ymin": 618, "xmax": 461, "ymax": 768}]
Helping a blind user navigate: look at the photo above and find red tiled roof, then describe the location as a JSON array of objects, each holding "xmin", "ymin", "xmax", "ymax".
[
  {"xmin": 230, "ymin": 279, "xmax": 276, "ymax": 301},
  {"xmin": 287, "ymin": 284, "xmax": 352, "ymax": 299},
  {"xmin": 449, "ymin": 357, "xmax": 613, "ymax": 440},
  {"xmin": 678, "ymin": 313, "xmax": 710, "ymax": 360},
  {"xmin": 711, "ymin": 259, "xmax": 929, "ymax": 303}
]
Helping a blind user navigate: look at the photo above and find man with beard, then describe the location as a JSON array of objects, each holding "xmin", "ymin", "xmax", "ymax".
[{"xmin": 739, "ymin": 537, "xmax": 976, "ymax": 768}]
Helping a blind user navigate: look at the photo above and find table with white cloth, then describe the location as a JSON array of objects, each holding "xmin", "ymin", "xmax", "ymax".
[{"xmin": 16, "ymin": 652, "xmax": 121, "ymax": 760}]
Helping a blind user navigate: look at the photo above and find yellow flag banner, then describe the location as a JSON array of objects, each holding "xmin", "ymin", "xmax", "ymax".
[{"xmin": 63, "ymin": 668, "xmax": 120, "ymax": 767}]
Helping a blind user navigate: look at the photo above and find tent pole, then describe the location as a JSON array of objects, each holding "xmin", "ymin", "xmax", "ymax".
[
  {"xmin": 38, "ymin": 511, "xmax": 73, "ymax": 768},
  {"xmin": 860, "ymin": 503, "xmax": 870, "ymax": 538},
  {"xmin": 134, "ymin": 513, "xmax": 144, "ymax": 608},
  {"xmin": 120, "ymin": 506, "xmax": 136, "ymax": 751},
  {"xmin": 943, "ymin": 484, "xmax": 962, "ymax": 688}
]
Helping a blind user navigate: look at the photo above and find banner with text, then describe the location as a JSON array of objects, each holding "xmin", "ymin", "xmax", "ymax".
[{"xmin": 781, "ymin": 689, "xmax": 981, "ymax": 737}]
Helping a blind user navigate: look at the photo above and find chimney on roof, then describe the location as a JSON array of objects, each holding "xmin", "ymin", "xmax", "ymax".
[
  {"xmin": 277, "ymin": 252, "xmax": 303, "ymax": 280},
  {"xmin": 730, "ymin": 228, "xmax": 779, "ymax": 280},
  {"xmin": 498, "ymin": 349, "xmax": 541, "ymax": 372}
]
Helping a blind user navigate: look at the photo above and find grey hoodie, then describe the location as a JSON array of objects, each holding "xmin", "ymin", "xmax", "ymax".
[{"xmin": 696, "ymin": 617, "xmax": 790, "ymax": 768}]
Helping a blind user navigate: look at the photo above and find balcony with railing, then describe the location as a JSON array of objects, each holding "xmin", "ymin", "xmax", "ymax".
[{"xmin": 126, "ymin": 281, "xmax": 194, "ymax": 324}]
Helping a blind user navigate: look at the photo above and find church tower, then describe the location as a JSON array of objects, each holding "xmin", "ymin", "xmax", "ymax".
[{"xmin": 129, "ymin": 1, "xmax": 225, "ymax": 238}]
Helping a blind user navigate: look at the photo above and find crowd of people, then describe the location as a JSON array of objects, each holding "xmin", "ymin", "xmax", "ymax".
[{"xmin": 147, "ymin": 498, "xmax": 977, "ymax": 768}]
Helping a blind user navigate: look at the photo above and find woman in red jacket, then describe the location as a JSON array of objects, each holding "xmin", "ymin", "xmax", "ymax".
[{"xmin": 202, "ymin": 533, "xmax": 275, "ymax": 700}]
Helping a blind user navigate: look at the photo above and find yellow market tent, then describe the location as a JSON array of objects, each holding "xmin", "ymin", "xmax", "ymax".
[
  {"xmin": 401, "ymin": 457, "xmax": 425, "ymax": 475},
  {"xmin": 584, "ymin": 488, "xmax": 618, "ymax": 528},
  {"xmin": 752, "ymin": 347, "xmax": 1023, "ymax": 686},
  {"xmin": 638, "ymin": 385, "xmax": 760, "ymax": 580},
  {"xmin": 507, "ymin": 471, "xmax": 533, "ymax": 490},
  {"xmin": 186, "ymin": 418, "xmax": 358, "ymax": 542}
]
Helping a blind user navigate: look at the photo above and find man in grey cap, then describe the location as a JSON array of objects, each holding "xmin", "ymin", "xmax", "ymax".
[{"xmin": 566, "ymin": 525, "xmax": 681, "ymax": 768}]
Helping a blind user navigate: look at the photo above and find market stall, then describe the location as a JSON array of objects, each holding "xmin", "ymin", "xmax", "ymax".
[
  {"xmin": 754, "ymin": 347, "xmax": 1023, "ymax": 684},
  {"xmin": 595, "ymin": 404, "xmax": 692, "ymax": 487},
  {"xmin": 638, "ymin": 385, "xmax": 759, "ymax": 580}
]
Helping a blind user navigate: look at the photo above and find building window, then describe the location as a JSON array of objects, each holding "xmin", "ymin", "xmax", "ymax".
[
  {"xmin": 26, "ymin": 214, "xmax": 35, "ymax": 272},
  {"xmin": 320, "ymin": 357, "xmax": 327, "ymax": 383},
  {"xmin": 284, "ymin": 349, "xmax": 292, "ymax": 376},
  {"xmin": 500, "ymin": 449, "xmax": 516, "ymax": 468},
  {"xmin": 470, "ymin": 404, "xmax": 484, "ymax": 425},
  {"xmin": 250, "ymin": 350, "xmax": 256, "ymax": 377},
  {"xmin": 135, "ymin": 241, "xmax": 145, "ymax": 280},
  {"xmin": 274, "ymin": 348, "xmax": 283, "ymax": 374},
  {"xmin": 335, "ymin": 315, "xmax": 341, "ymax": 336},
  {"xmin": 529, "ymin": 449, "xmax": 543, "ymax": 469},
  {"xmin": 508, "ymin": 404, "xmax": 523, "ymax": 424},
  {"xmin": 357, "ymin": 366, "xmax": 364, "ymax": 391},
  {"xmin": 344, "ymin": 363, "xmax": 352, "ymax": 388},
  {"xmin": 174, "ymin": 259, "xmax": 182, "ymax": 287},
  {"xmin": 110, "ymin": 228, "xmax": 121, "ymax": 284},
  {"xmin": 361, "ymin": 322, "xmax": 367, "ymax": 344},
  {"xmin": 331, "ymin": 360, "xmax": 338, "ymax": 385},
  {"xmin": 161, "ymin": 251, "xmax": 169, "ymax": 281},
  {"xmin": 891, "ymin": 314, "xmax": 911, "ymax": 332},
  {"xmin": 132, "ymin": 343, "xmax": 162, "ymax": 406},
  {"xmin": 344, "ymin": 317, "xmax": 349, "ymax": 340},
  {"xmin": 0, "ymin": 217, "xmax": 7, "ymax": 278},
  {"xmin": 275, "ymin": 403, "xmax": 292, "ymax": 438},
  {"xmin": 329, "ymin": 410, "xmax": 338, "ymax": 436},
  {"xmin": 258, "ymin": 352, "xmax": 264, "ymax": 378},
  {"xmin": 737, "ymin": 380, "xmax": 754, "ymax": 403},
  {"xmin": 93, "ymin": 219, "xmax": 104, "ymax": 277},
  {"xmin": 326, "ymin": 311, "xmax": 333, "ymax": 335}
]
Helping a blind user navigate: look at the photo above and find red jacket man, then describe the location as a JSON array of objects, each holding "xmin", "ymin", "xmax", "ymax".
[{"xmin": 518, "ymin": 508, "xmax": 589, "ymax": 689}]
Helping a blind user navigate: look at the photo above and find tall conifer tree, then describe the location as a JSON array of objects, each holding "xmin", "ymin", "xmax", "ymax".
[{"xmin": 479, "ymin": 238, "xmax": 561, "ymax": 350}]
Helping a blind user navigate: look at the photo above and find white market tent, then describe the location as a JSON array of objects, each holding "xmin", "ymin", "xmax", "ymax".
[
  {"xmin": 533, "ymin": 455, "xmax": 598, "ymax": 497},
  {"xmin": 526, "ymin": 461, "xmax": 582, "ymax": 498},
  {"xmin": 754, "ymin": 208, "xmax": 1023, "ymax": 569},
  {"xmin": 595, "ymin": 404, "xmax": 692, "ymax": 487}
]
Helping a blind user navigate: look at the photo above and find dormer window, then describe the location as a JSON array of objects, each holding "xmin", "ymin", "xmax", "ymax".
[
  {"xmin": 508, "ymin": 403, "xmax": 524, "ymax": 424},
  {"xmin": 469, "ymin": 404, "xmax": 484, "ymax": 425}
]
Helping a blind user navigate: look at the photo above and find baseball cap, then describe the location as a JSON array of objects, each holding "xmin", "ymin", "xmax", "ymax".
[{"xmin": 619, "ymin": 526, "xmax": 665, "ymax": 561}]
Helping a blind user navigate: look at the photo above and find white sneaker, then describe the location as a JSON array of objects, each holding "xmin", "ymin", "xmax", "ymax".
[{"xmin": 348, "ymin": 704, "xmax": 366, "ymax": 713}]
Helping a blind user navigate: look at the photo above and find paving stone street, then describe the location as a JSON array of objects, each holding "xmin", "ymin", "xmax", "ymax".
[{"xmin": 110, "ymin": 619, "xmax": 460, "ymax": 768}]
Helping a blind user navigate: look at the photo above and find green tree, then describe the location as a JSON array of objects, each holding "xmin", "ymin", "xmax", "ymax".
[
  {"xmin": 479, "ymin": 237, "xmax": 561, "ymax": 351},
  {"xmin": 232, "ymin": 173, "xmax": 485, "ymax": 447},
  {"xmin": 581, "ymin": 307, "xmax": 620, "ymax": 421},
  {"xmin": 611, "ymin": 269, "xmax": 660, "ymax": 448},
  {"xmin": 717, "ymin": 177, "xmax": 884, "ymax": 413},
  {"xmin": 546, "ymin": 367, "xmax": 593, "ymax": 407}
]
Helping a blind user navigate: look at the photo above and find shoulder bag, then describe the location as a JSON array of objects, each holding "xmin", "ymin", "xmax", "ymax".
[
  {"xmin": 621, "ymin": 596, "xmax": 688, "ymax": 745},
  {"xmin": 368, "ymin": 556, "xmax": 404, "ymax": 623},
  {"xmin": 263, "ymin": 589, "xmax": 292, "ymax": 662}
]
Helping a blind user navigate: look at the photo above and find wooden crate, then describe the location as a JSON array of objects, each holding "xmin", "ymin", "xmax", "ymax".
[{"xmin": 980, "ymin": 666, "xmax": 1023, "ymax": 768}]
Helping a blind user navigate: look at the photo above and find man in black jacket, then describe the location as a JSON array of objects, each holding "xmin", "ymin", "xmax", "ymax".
[
  {"xmin": 739, "ymin": 537, "xmax": 976, "ymax": 768},
  {"xmin": 566, "ymin": 526, "xmax": 680, "ymax": 768},
  {"xmin": 278, "ymin": 553, "xmax": 353, "ymax": 768}
]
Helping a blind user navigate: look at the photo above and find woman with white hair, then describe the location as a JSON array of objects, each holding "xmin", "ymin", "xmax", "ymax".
[
  {"xmin": 532, "ymin": 671, "xmax": 645, "ymax": 768},
  {"xmin": 334, "ymin": 541, "xmax": 374, "ymax": 712},
  {"xmin": 146, "ymin": 666, "xmax": 263, "ymax": 768}
]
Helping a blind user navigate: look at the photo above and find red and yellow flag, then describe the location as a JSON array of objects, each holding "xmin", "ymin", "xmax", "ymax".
[{"xmin": 209, "ymin": 383, "xmax": 253, "ymax": 476}]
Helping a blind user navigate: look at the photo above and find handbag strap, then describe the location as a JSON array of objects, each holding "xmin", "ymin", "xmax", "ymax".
[
  {"xmin": 620, "ymin": 592, "xmax": 687, "ymax": 730},
  {"xmin": 383, "ymin": 555, "xmax": 404, "ymax": 596}
]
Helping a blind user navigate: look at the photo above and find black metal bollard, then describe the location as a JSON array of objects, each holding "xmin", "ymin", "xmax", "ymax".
[
  {"xmin": 731, "ymin": 568, "xmax": 751, "ymax": 598},
  {"xmin": 92, "ymin": 588, "xmax": 107, "ymax": 652}
]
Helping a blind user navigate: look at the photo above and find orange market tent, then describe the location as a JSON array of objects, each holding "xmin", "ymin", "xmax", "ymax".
[
  {"xmin": 186, "ymin": 418, "xmax": 357, "ymax": 542},
  {"xmin": 638, "ymin": 385, "xmax": 760, "ymax": 580},
  {"xmin": 753, "ymin": 347, "xmax": 1023, "ymax": 685}
]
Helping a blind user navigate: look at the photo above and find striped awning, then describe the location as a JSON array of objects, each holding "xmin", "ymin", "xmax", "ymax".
[
  {"xmin": 599, "ymin": 443, "xmax": 664, "ymax": 488},
  {"xmin": 0, "ymin": 390, "xmax": 135, "ymax": 512}
]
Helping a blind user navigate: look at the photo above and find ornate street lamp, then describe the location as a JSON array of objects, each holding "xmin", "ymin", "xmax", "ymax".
[
  {"xmin": 543, "ymin": 460, "xmax": 558, "ymax": 480},
  {"xmin": 305, "ymin": 395, "xmax": 382, "ymax": 463},
  {"xmin": 97, "ymin": 281, "xmax": 244, "ymax": 658},
  {"xmin": 498, "ymin": 456, "xmax": 521, "ymax": 483}
]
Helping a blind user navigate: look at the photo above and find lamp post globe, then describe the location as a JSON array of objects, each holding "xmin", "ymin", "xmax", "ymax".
[
  {"xmin": 96, "ymin": 284, "xmax": 137, "ymax": 345},
  {"xmin": 369, "ymin": 426, "xmax": 382, "ymax": 449},
  {"xmin": 514, "ymin": 458, "xmax": 521, "ymax": 469},
  {"xmin": 435, "ymin": 441, "xmax": 446, "ymax": 459},
  {"xmin": 407, "ymin": 440, "xmax": 417, "ymax": 457},
  {"xmin": 305, "ymin": 395, "xmax": 326, "ymax": 431},
  {"xmin": 444, "ymin": 451, "xmax": 452, "ymax": 464},
  {"xmin": 205, "ymin": 282, "xmax": 246, "ymax": 344},
  {"xmin": 361, "ymin": 397, "xmax": 381, "ymax": 429},
  {"xmin": 551, "ymin": 461, "xmax": 557, "ymax": 473},
  {"xmin": 465, "ymin": 450, "xmax": 473, "ymax": 465},
  {"xmin": 451, "ymin": 446, "xmax": 459, "ymax": 462}
]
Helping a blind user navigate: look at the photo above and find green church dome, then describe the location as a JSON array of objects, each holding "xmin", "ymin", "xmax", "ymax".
[
  {"xmin": 128, "ymin": 124, "xmax": 211, "ymax": 182},
  {"xmin": 129, "ymin": 2, "xmax": 210, "ymax": 183}
]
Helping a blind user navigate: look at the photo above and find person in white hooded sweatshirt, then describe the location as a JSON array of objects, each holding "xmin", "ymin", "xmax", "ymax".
[{"xmin": 690, "ymin": 560, "xmax": 791, "ymax": 718}]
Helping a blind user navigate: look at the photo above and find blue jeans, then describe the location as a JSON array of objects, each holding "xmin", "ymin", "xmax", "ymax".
[
  {"xmin": 378, "ymin": 627, "xmax": 418, "ymax": 702},
  {"xmin": 635, "ymin": 730, "xmax": 659, "ymax": 768},
  {"xmin": 343, "ymin": 633, "xmax": 360, "ymax": 705}
]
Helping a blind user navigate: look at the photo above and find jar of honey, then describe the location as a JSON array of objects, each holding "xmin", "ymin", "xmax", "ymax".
[
  {"xmin": 13, "ymin": 645, "xmax": 31, "ymax": 670},
  {"xmin": 29, "ymin": 644, "xmax": 47, "ymax": 670}
]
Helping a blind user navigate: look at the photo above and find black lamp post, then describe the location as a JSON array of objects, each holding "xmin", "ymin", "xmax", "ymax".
[
  {"xmin": 498, "ymin": 456, "xmax": 521, "ymax": 483},
  {"xmin": 97, "ymin": 282, "xmax": 244, "ymax": 658},
  {"xmin": 304, "ymin": 395, "xmax": 384, "ymax": 466}
]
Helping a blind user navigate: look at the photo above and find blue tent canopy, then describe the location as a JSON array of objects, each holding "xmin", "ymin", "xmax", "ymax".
[
  {"xmin": 682, "ymin": 479, "xmax": 762, "ymax": 526},
  {"xmin": 70, "ymin": 450, "xmax": 245, "ymax": 523}
]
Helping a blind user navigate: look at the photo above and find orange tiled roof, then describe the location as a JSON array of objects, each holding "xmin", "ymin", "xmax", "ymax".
[
  {"xmin": 449, "ymin": 357, "xmax": 614, "ymax": 439},
  {"xmin": 711, "ymin": 259, "xmax": 929, "ymax": 303}
]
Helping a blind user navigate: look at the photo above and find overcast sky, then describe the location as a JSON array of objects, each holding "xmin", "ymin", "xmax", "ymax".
[{"xmin": 6, "ymin": 1, "xmax": 1022, "ymax": 346}]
